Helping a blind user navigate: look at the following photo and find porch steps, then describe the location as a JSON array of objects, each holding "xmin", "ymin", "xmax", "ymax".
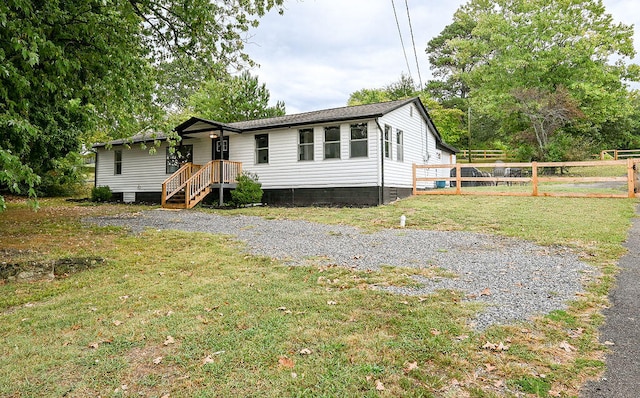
[
  {"xmin": 161, "ymin": 160, "xmax": 242, "ymax": 209},
  {"xmin": 163, "ymin": 189, "xmax": 188, "ymax": 209}
]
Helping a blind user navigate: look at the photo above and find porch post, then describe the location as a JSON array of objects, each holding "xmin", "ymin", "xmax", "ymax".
[{"xmin": 219, "ymin": 128, "xmax": 224, "ymax": 206}]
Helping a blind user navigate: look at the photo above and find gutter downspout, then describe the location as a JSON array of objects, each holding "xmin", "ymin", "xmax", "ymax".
[{"xmin": 375, "ymin": 119, "xmax": 384, "ymax": 205}]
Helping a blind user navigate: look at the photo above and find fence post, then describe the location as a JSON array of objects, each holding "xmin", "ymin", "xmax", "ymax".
[
  {"xmin": 531, "ymin": 162, "xmax": 538, "ymax": 196},
  {"xmin": 628, "ymin": 158, "xmax": 636, "ymax": 198},
  {"xmin": 412, "ymin": 163, "xmax": 417, "ymax": 195},
  {"xmin": 455, "ymin": 164, "xmax": 462, "ymax": 195}
]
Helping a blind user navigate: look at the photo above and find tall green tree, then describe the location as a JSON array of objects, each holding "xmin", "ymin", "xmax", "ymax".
[
  {"xmin": 426, "ymin": 0, "xmax": 640, "ymax": 160},
  {"xmin": 186, "ymin": 71, "xmax": 286, "ymax": 123},
  {"xmin": 0, "ymin": 0, "xmax": 283, "ymax": 206}
]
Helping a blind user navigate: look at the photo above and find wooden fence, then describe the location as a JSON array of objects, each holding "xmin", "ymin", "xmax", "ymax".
[
  {"xmin": 600, "ymin": 149, "xmax": 640, "ymax": 160},
  {"xmin": 413, "ymin": 159, "xmax": 640, "ymax": 199},
  {"xmin": 458, "ymin": 149, "xmax": 511, "ymax": 161}
]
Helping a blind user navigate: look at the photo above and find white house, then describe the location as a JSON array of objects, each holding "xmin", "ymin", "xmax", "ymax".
[{"xmin": 93, "ymin": 97, "xmax": 457, "ymax": 207}]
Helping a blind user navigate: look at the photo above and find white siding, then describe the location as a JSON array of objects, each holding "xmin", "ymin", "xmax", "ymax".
[
  {"xmin": 96, "ymin": 102, "xmax": 455, "ymax": 195},
  {"xmin": 230, "ymin": 121, "xmax": 380, "ymax": 189},
  {"xmin": 379, "ymin": 103, "xmax": 430, "ymax": 188},
  {"xmin": 95, "ymin": 137, "xmax": 209, "ymax": 193}
]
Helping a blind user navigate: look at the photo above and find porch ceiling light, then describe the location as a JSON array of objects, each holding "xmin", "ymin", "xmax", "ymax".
[{"xmin": 209, "ymin": 132, "xmax": 218, "ymax": 139}]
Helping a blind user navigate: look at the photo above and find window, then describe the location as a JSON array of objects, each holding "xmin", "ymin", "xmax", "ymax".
[
  {"xmin": 166, "ymin": 145, "xmax": 193, "ymax": 174},
  {"xmin": 255, "ymin": 134, "xmax": 269, "ymax": 164},
  {"xmin": 324, "ymin": 126, "xmax": 340, "ymax": 159},
  {"xmin": 349, "ymin": 123, "xmax": 368, "ymax": 158},
  {"xmin": 114, "ymin": 150, "xmax": 122, "ymax": 175},
  {"xmin": 384, "ymin": 124, "xmax": 392, "ymax": 159},
  {"xmin": 396, "ymin": 129, "xmax": 404, "ymax": 162},
  {"xmin": 298, "ymin": 128, "xmax": 314, "ymax": 161}
]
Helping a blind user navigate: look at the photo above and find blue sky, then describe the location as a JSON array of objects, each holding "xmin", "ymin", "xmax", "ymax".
[{"xmin": 245, "ymin": 0, "xmax": 640, "ymax": 114}]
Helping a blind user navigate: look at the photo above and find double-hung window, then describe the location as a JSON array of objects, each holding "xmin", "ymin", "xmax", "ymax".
[
  {"xmin": 324, "ymin": 126, "xmax": 340, "ymax": 159},
  {"xmin": 384, "ymin": 124, "xmax": 392, "ymax": 159},
  {"xmin": 255, "ymin": 134, "xmax": 269, "ymax": 164},
  {"xmin": 396, "ymin": 129, "xmax": 404, "ymax": 162},
  {"xmin": 114, "ymin": 150, "xmax": 122, "ymax": 175},
  {"xmin": 349, "ymin": 123, "xmax": 368, "ymax": 158},
  {"xmin": 298, "ymin": 128, "xmax": 314, "ymax": 161},
  {"xmin": 166, "ymin": 145, "xmax": 193, "ymax": 174}
]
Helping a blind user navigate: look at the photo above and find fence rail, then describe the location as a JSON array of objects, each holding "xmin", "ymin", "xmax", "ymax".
[
  {"xmin": 600, "ymin": 149, "xmax": 640, "ymax": 160},
  {"xmin": 412, "ymin": 159, "xmax": 640, "ymax": 199},
  {"xmin": 458, "ymin": 149, "xmax": 511, "ymax": 161}
]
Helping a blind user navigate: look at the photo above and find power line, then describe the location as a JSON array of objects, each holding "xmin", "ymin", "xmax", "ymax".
[
  {"xmin": 404, "ymin": 0, "xmax": 423, "ymax": 89},
  {"xmin": 390, "ymin": 0, "xmax": 413, "ymax": 82}
]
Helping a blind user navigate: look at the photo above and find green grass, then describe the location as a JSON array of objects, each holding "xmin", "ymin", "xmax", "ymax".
[{"xmin": 0, "ymin": 195, "xmax": 637, "ymax": 397}]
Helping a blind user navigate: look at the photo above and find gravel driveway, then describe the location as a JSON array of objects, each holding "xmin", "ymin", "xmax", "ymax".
[{"xmin": 88, "ymin": 209, "xmax": 594, "ymax": 330}]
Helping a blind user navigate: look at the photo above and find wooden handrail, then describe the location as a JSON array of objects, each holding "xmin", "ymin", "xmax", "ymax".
[
  {"xmin": 162, "ymin": 160, "xmax": 244, "ymax": 208},
  {"xmin": 161, "ymin": 163, "xmax": 197, "ymax": 206}
]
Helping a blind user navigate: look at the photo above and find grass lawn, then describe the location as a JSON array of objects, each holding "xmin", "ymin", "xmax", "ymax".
[{"xmin": 0, "ymin": 195, "xmax": 637, "ymax": 397}]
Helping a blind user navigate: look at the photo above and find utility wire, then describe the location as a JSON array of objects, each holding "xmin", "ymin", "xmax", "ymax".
[
  {"xmin": 404, "ymin": 0, "xmax": 423, "ymax": 90},
  {"xmin": 391, "ymin": 0, "xmax": 413, "ymax": 83}
]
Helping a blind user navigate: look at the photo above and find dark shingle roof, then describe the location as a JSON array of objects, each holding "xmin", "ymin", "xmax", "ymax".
[
  {"xmin": 94, "ymin": 97, "xmax": 458, "ymax": 153},
  {"xmin": 92, "ymin": 131, "xmax": 169, "ymax": 148},
  {"xmin": 226, "ymin": 97, "xmax": 416, "ymax": 131}
]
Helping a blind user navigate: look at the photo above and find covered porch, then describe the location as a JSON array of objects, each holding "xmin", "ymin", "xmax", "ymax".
[
  {"xmin": 161, "ymin": 160, "xmax": 243, "ymax": 209},
  {"xmin": 163, "ymin": 117, "xmax": 244, "ymax": 209}
]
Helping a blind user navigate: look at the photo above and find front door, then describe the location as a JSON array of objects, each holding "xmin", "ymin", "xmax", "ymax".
[{"xmin": 212, "ymin": 136, "xmax": 229, "ymax": 160}]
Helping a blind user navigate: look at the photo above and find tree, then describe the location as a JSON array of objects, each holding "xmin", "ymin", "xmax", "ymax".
[
  {"xmin": 426, "ymin": 0, "xmax": 640, "ymax": 160},
  {"xmin": 512, "ymin": 86, "xmax": 585, "ymax": 159},
  {"xmin": 0, "ymin": 0, "xmax": 283, "ymax": 207},
  {"xmin": 347, "ymin": 89, "xmax": 391, "ymax": 106},
  {"xmin": 186, "ymin": 71, "xmax": 286, "ymax": 123},
  {"xmin": 425, "ymin": 11, "xmax": 480, "ymax": 107}
]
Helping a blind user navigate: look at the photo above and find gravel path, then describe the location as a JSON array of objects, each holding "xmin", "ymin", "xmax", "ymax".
[{"xmin": 87, "ymin": 209, "xmax": 594, "ymax": 330}]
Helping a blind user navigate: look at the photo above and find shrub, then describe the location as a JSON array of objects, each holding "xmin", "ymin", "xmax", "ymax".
[
  {"xmin": 91, "ymin": 186, "xmax": 112, "ymax": 202},
  {"xmin": 230, "ymin": 172, "xmax": 262, "ymax": 207},
  {"xmin": 39, "ymin": 152, "xmax": 86, "ymax": 197}
]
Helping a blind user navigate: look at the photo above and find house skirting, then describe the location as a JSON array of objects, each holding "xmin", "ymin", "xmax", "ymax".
[
  {"xmin": 110, "ymin": 186, "xmax": 413, "ymax": 207},
  {"xmin": 262, "ymin": 186, "xmax": 413, "ymax": 207},
  {"xmin": 111, "ymin": 192, "xmax": 162, "ymax": 203}
]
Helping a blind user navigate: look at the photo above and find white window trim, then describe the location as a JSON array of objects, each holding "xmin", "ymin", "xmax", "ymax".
[
  {"xmin": 255, "ymin": 134, "xmax": 269, "ymax": 164},
  {"xmin": 323, "ymin": 126, "xmax": 341, "ymax": 160},
  {"xmin": 298, "ymin": 128, "xmax": 314, "ymax": 161}
]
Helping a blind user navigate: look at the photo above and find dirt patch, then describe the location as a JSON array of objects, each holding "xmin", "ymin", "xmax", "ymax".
[{"xmin": 0, "ymin": 254, "xmax": 106, "ymax": 282}]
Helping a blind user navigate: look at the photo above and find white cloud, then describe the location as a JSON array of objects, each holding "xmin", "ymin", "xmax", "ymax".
[{"xmin": 246, "ymin": 0, "xmax": 640, "ymax": 114}]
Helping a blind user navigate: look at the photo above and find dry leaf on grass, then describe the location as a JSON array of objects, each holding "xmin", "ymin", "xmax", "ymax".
[
  {"xmin": 202, "ymin": 355, "xmax": 214, "ymax": 365},
  {"xmin": 153, "ymin": 356, "xmax": 163, "ymax": 365},
  {"xmin": 559, "ymin": 341, "xmax": 576, "ymax": 352},
  {"xmin": 482, "ymin": 341, "xmax": 510, "ymax": 351},
  {"xmin": 484, "ymin": 363, "xmax": 496, "ymax": 372},
  {"xmin": 278, "ymin": 356, "xmax": 295, "ymax": 369},
  {"xmin": 88, "ymin": 342, "xmax": 100, "ymax": 349},
  {"xmin": 480, "ymin": 288, "xmax": 492, "ymax": 296},
  {"xmin": 403, "ymin": 361, "xmax": 419, "ymax": 373},
  {"xmin": 299, "ymin": 348, "xmax": 312, "ymax": 355},
  {"xmin": 112, "ymin": 320, "xmax": 122, "ymax": 326},
  {"xmin": 163, "ymin": 336, "xmax": 175, "ymax": 346},
  {"xmin": 430, "ymin": 329, "xmax": 441, "ymax": 336},
  {"xmin": 326, "ymin": 301, "xmax": 337, "ymax": 305},
  {"xmin": 375, "ymin": 379, "xmax": 385, "ymax": 391}
]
